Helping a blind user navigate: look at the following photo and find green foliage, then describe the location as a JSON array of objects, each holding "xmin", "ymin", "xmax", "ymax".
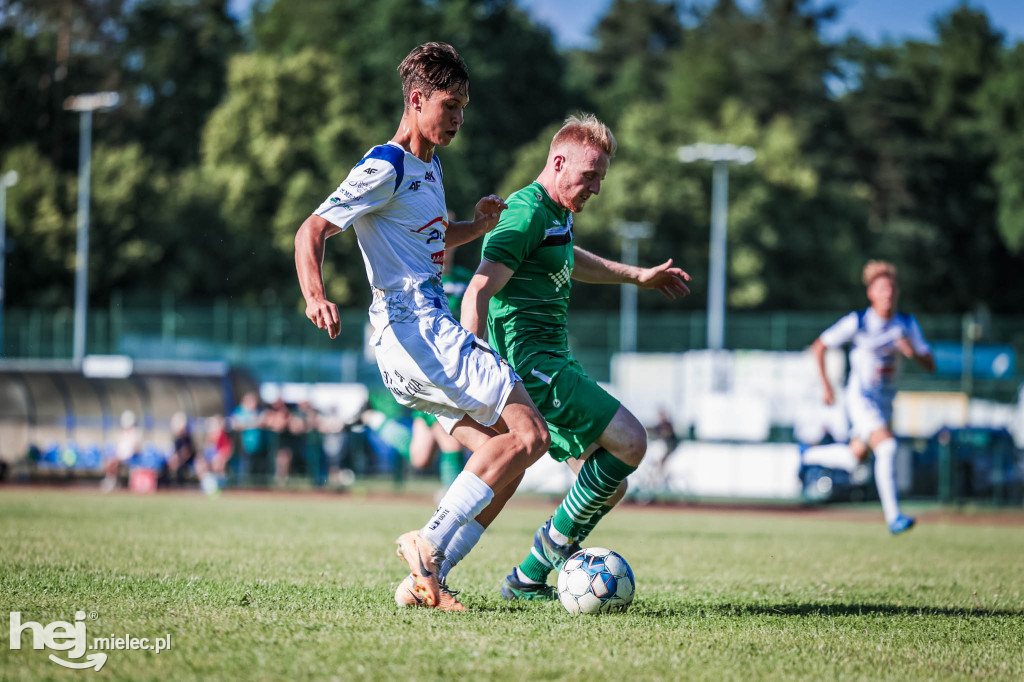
[
  {"xmin": 119, "ymin": 0, "xmax": 242, "ymax": 168},
  {"xmin": 0, "ymin": 145, "xmax": 76, "ymax": 308},
  {"xmin": 2, "ymin": 0, "xmax": 1023, "ymax": 316},
  {"xmin": 584, "ymin": 0, "xmax": 684, "ymax": 123},
  {"xmin": 250, "ymin": 0, "xmax": 573, "ymax": 214},
  {"xmin": 978, "ymin": 43, "xmax": 1024, "ymax": 255},
  {"xmin": 837, "ymin": 6, "xmax": 1019, "ymax": 311},
  {"xmin": 200, "ymin": 48, "xmax": 366, "ymax": 305}
]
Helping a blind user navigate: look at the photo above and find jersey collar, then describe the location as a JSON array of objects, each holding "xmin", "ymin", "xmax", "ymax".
[{"xmin": 530, "ymin": 182, "xmax": 569, "ymax": 221}]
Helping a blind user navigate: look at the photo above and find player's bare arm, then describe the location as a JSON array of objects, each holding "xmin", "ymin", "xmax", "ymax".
[
  {"xmin": 571, "ymin": 246, "xmax": 691, "ymax": 299},
  {"xmin": 295, "ymin": 213, "xmax": 342, "ymax": 339},
  {"xmin": 894, "ymin": 335, "xmax": 936, "ymax": 372},
  {"xmin": 444, "ymin": 195, "xmax": 508, "ymax": 248},
  {"xmin": 811, "ymin": 337, "xmax": 835, "ymax": 405},
  {"xmin": 461, "ymin": 259, "xmax": 514, "ymax": 340}
]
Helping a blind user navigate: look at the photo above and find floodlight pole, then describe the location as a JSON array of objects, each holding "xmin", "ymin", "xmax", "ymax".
[
  {"xmin": 65, "ymin": 92, "xmax": 119, "ymax": 367},
  {"xmin": 618, "ymin": 221, "xmax": 654, "ymax": 353},
  {"xmin": 678, "ymin": 143, "xmax": 755, "ymax": 391},
  {"xmin": 0, "ymin": 170, "xmax": 18, "ymax": 356}
]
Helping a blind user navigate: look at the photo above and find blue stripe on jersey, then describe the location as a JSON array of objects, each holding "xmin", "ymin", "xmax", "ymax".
[
  {"xmin": 354, "ymin": 144, "xmax": 405, "ymax": 194},
  {"xmin": 433, "ymin": 154, "xmax": 443, "ymax": 181}
]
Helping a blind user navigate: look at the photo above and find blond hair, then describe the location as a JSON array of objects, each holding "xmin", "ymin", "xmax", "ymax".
[
  {"xmin": 550, "ymin": 113, "xmax": 616, "ymax": 157},
  {"xmin": 862, "ymin": 260, "xmax": 897, "ymax": 287}
]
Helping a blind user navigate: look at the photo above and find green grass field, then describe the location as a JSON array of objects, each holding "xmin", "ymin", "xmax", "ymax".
[{"xmin": 1, "ymin": 489, "xmax": 1022, "ymax": 681}]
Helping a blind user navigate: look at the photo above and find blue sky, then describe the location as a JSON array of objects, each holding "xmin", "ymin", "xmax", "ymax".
[
  {"xmin": 517, "ymin": 0, "xmax": 1024, "ymax": 47},
  {"xmin": 226, "ymin": 0, "xmax": 1024, "ymax": 46}
]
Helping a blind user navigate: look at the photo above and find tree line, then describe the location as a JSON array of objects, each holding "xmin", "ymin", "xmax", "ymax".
[{"xmin": 2, "ymin": 0, "xmax": 1022, "ymax": 316}]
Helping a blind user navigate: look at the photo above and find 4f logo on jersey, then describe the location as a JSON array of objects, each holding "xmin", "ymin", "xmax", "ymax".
[
  {"xmin": 411, "ymin": 216, "xmax": 447, "ymax": 245},
  {"xmin": 407, "ymin": 180, "xmax": 422, "ymax": 191},
  {"xmin": 424, "ymin": 171, "xmax": 436, "ymax": 183},
  {"xmin": 363, "ymin": 167, "xmax": 379, "ymax": 175}
]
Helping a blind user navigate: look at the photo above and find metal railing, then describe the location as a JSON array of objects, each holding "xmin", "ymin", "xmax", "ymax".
[{"xmin": 3, "ymin": 304, "xmax": 1023, "ymax": 394}]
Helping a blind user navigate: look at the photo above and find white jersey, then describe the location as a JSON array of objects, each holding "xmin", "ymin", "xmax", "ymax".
[
  {"xmin": 313, "ymin": 142, "xmax": 521, "ymax": 430},
  {"xmin": 315, "ymin": 142, "xmax": 450, "ymax": 330},
  {"xmin": 819, "ymin": 307, "xmax": 931, "ymax": 397}
]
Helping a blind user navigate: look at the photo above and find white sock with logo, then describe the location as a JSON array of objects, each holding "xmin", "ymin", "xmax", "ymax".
[
  {"xmin": 420, "ymin": 471, "xmax": 493, "ymax": 551},
  {"xmin": 873, "ymin": 438, "xmax": 900, "ymax": 524},
  {"xmin": 438, "ymin": 519, "xmax": 484, "ymax": 582},
  {"xmin": 801, "ymin": 443, "xmax": 860, "ymax": 472}
]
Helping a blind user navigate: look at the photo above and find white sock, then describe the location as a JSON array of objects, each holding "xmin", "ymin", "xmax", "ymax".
[
  {"xmin": 514, "ymin": 567, "xmax": 540, "ymax": 585},
  {"xmin": 438, "ymin": 519, "xmax": 484, "ymax": 582},
  {"xmin": 200, "ymin": 472, "xmax": 219, "ymax": 496},
  {"xmin": 420, "ymin": 471, "xmax": 493, "ymax": 550},
  {"xmin": 802, "ymin": 443, "xmax": 860, "ymax": 472},
  {"xmin": 548, "ymin": 524, "xmax": 572, "ymax": 546},
  {"xmin": 873, "ymin": 438, "xmax": 900, "ymax": 524}
]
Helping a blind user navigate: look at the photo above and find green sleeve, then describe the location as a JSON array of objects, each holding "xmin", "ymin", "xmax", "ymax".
[{"xmin": 481, "ymin": 201, "xmax": 543, "ymax": 271}]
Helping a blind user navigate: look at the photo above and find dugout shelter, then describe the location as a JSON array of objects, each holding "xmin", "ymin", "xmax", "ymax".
[{"xmin": 0, "ymin": 357, "xmax": 257, "ymax": 469}]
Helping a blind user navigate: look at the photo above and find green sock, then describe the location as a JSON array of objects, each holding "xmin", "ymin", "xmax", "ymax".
[
  {"xmin": 576, "ymin": 504, "xmax": 614, "ymax": 542},
  {"xmin": 515, "ymin": 504, "xmax": 616, "ymax": 585},
  {"xmin": 552, "ymin": 449, "xmax": 636, "ymax": 540},
  {"xmin": 517, "ymin": 549, "xmax": 552, "ymax": 583},
  {"xmin": 438, "ymin": 449, "xmax": 464, "ymax": 488}
]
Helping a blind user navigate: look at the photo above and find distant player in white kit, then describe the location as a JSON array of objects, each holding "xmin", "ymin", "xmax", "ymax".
[
  {"xmin": 294, "ymin": 43, "xmax": 550, "ymax": 610},
  {"xmin": 810, "ymin": 260, "xmax": 935, "ymax": 534}
]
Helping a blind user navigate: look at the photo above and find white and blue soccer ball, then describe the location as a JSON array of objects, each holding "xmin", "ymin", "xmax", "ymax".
[{"xmin": 556, "ymin": 547, "xmax": 635, "ymax": 615}]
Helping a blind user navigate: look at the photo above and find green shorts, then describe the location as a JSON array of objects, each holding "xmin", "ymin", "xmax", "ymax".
[{"xmin": 518, "ymin": 353, "xmax": 620, "ymax": 462}]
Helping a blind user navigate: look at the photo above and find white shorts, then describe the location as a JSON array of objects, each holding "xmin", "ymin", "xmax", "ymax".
[
  {"xmin": 845, "ymin": 385, "xmax": 892, "ymax": 441},
  {"xmin": 372, "ymin": 309, "xmax": 520, "ymax": 433}
]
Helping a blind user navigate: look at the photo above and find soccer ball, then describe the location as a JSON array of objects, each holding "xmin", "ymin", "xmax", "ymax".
[{"xmin": 556, "ymin": 547, "xmax": 634, "ymax": 615}]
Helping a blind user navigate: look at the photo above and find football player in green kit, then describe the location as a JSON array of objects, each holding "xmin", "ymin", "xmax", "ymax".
[{"xmin": 460, "ymin": 113, "xmax": 692, "ymax": 599}]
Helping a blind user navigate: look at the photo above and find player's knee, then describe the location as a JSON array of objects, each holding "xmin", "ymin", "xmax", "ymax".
[{"xmin": 618, "ymin": 434, "xmax": 647, "ymax": 468}]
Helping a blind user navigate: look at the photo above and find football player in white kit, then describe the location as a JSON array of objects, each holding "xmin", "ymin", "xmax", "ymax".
[
  {"xmin": 295, "ymin": 43, "xmax": 550, "ymax": 610},
  {"xmin": 811, "ymin": 260, "xmax": 935, "ymax": 534}
]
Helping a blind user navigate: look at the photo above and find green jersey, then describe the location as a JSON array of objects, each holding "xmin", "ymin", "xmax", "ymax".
[{"xmin": 481, "ymin": 182, "xmax": 574, "ymax": 368}]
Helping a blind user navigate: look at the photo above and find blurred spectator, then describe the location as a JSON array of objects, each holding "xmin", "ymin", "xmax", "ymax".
[
  {"xmin": 164, "ymin": 412, "xmax": 221, "ymax": 496},
  {"xmin": 101, "ymin": 410, "xmax": 142, "ymax": 493},
  {"xmin": 318, "ymin": 406, "xmax": 351, "ymax": 488},
  {"xmin": 629, "ymin": 408, "xmax": 681, "ymax": 503},
  {"xmin": 205, "ymin": 415, "xmax": 234, "ymax": 477},
  {"xmin": 166, "ymin": 412, "xmax": 198, "ymax": 487},
  {"xmin": 231, "ymin": 391, "xmax": 265, "ymax": 477},
  {"xmin": 264, "ymin": 397, "xmax": 294, "ymax": 484},
  {"xmin": 652, "ymin": 408, "xmax": 679, "ymax": 453},
  {"xmin": 293, "ymin": 400, "xmax": 321, "ymax": 480}
]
